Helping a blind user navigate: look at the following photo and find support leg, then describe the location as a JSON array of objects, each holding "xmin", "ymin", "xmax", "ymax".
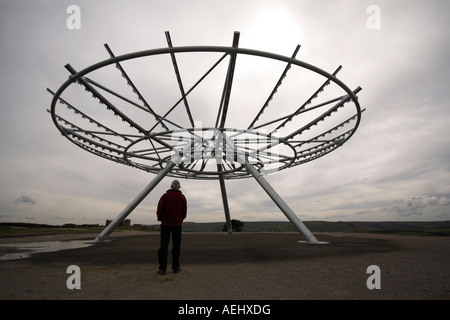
[
  {"xmin": 222, "ymin": 132, "xmax": 326, "ymax": 244},
  {"xmin": 94, "ymin": 161, "xmax": 176, "ymax": 242},
  {"xmin": 244, "ymin": 161, "xmax": 326, "ymax": 244},
  {"xmin": 218, "ymin": 164, "xmax": 233, "ymax": 234}
]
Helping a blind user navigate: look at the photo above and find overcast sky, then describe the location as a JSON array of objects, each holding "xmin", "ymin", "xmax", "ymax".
[{"xmin": 1, "ymin": 0, "xmax": 449, "ymax": 226}]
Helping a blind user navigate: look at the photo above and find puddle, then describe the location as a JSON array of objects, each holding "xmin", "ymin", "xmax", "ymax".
[{"xmin": 0, "ymin": 240, "xmax": 95, "ymax": 261}]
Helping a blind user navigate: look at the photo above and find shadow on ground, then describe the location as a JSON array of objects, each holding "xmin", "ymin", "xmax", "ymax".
[{"xmin": 27, "ymin": 233, "xmax": 400, "ymax": 266}]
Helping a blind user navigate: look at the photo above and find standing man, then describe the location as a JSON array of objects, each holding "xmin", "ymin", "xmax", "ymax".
[{"xmin": 156, "ymin": 179, "xmax": 187, "ymax": 275}]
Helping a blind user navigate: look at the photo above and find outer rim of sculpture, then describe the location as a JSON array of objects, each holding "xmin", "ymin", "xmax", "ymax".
[{"xmin": 50, "ymin": 45, "xmax": 362, "ymax": 180}]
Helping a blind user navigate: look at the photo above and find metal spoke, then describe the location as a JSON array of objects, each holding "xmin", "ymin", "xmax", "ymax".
[
  {"xmin": 271, "ymin": 65, "xmax": 343, "ymax": 134},
  {"xmin": 148, "ymin": 52, "xmax": 228, "ymax": 132},
  {"xmin": 47, "ymin": 90, "xmax": 134, "ymax": 143},
  {"xmin": 248, "ymin": 44, "xmax": 301, "ymax": 130},
  {"xmin": 283, "ymin": 87, "xmax": 362, "ymax": 140},
  {"xmin": 65, "ymin": 64, "xmax": 148, "ymax": 135},
  {"xmin": 165, "ymin": 31, "xmax": 195, "ymax": 127},
  {"xmin": 291, "ymin": 109, "xmax": 366, "ymax": 148},
  {"xmin": 84, "ymin": 77, "xmax": 153, "ymax": 114},
  {"xmin": 104, "ymin": 43, "xmax": 169, "ymax": 131},
  {"xmin": 215, "ymin": 31, "xmax": 240, "ymax": 128}
]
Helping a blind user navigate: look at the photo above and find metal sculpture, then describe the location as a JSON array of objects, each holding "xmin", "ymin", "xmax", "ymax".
[{"xmin": 48, "ymin": 32, "xmax": 364, "ymax": 243}]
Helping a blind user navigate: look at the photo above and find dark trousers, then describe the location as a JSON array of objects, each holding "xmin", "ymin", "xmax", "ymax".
[{"xmin": 158, "ymin": 225, "xmax": 182, "ymax": 271}]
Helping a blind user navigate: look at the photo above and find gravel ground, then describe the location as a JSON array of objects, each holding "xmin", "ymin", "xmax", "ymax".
[{"xmin": 0, "ymin": 231, "xmax": 449, "ymax": 300}]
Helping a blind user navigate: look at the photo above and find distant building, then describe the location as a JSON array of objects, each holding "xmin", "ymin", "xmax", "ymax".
[
  {"xmin": 106, "ymin": 219, "xmax": 130, "ymax": 227},
  {"xmin": 63, "ymin": 223, "xmax": 76, "ymax": 228}
]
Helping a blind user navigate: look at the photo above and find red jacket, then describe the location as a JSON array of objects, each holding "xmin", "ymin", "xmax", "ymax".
[{"xmin": 157, "ymin": 189, "xmax": 187, "ymax": 226}]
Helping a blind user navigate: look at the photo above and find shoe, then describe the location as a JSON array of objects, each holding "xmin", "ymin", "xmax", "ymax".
[
  {"xmin": 173, "ymin": 268, "xmax": 181, "ymax": 273},
  {"xmin": 157, "ymin": 269, "xmax": 166, "ymax": 275}
]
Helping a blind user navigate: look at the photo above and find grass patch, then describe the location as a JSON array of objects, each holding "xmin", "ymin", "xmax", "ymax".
[{"xmin": 0, "ymin": 223, "xmax": 156, "ymax": 237}]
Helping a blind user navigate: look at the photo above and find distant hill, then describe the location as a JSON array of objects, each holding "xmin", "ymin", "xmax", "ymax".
[
  {"xmin": 2, "ymin": 221, "xmax": 450, "ymax": 236},
  {"xmin": 304, "ymin": 220, "xmax": 450, "ymax": 236},
  {"xmin": 166, "ymin": 220, "xmax": 450, "ymax": 236}
]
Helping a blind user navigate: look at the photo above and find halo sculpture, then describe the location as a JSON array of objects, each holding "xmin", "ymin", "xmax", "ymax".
[{"xmin": 48, "ymin": 32, "xmax": 364, "ymax": 244}]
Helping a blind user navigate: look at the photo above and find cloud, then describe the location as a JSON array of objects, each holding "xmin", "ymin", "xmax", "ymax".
[
  {"xmin": 15, "ymin": 196, "xmax": 37, "ymax": 205},
  {"xmin": 391, "ymin": 195, "xmax": 450, "ymax": 218}
]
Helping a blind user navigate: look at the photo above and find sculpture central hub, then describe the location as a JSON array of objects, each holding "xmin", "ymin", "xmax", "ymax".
[{"xmin": 125, "ymin": 127, "xmax": 296, "ymax": 179}]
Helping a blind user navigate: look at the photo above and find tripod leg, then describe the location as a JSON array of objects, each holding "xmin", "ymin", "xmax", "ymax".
[
  {"xmin": 94, "ymin": 161, "xmax": 176, "ymax": 242},
  {"xmin": 218, "ymin": 164, "xmax": 233, "ymax": 234},
  {"xmin": 222, "ymin": 132, "xmax": 326, "ymax": 244},
  {"xmin": 244, "ymin": 161, "xmax": 325, "ymax": 243}
]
